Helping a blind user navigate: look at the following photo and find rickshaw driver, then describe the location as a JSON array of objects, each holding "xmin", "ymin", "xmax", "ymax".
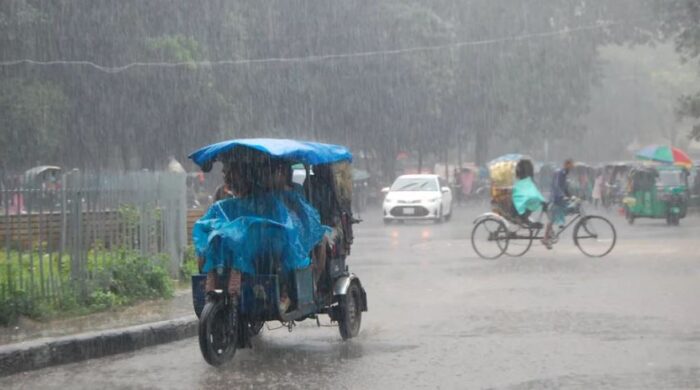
[{"xmin": 542, "ymin": 159, "xmax": 574, "ymax": 249}]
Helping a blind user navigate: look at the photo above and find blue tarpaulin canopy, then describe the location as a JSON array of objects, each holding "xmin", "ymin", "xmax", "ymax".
[{"xmin": 189, "ymin": 138, "xmax": 352, "ymax": 169}]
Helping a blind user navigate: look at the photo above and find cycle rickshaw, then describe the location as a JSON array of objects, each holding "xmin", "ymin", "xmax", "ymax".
[{"xmin": 470, "ymin": 155, "xmax": 616, "ymax": 259}]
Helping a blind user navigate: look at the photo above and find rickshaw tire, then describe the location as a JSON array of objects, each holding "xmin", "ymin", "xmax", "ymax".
[
  {"xmin": 338, "ymin": 283, "xmax": 362, "ymax": 340},
  {"xmin": 504, "ymin": 228, "xmax": 534, "ymax": 257},
  {"xmin": 471, "ymin": 218, "xmax": 508, "ymax": 260},
  {"xmin": 198, "ymin": 300, "xmax": 237, "ymax": 366},
  {"xmin": 573, "ymin": 215, "xmax": 616, "ymax": 258}
]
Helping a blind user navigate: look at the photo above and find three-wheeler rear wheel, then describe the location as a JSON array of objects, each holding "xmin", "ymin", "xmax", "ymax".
[
  {"xmin": 338, "ymin": 283, "xmax": 362, "ymax": 340},
  {"xmin": 199, "ymin": 299, "xmax": 238, "ymax": 366}
]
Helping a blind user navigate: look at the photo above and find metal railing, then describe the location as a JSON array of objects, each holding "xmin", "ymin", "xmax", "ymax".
[{"xmin": 0, "ymin": 170, "xmax": 186, "ymax": 312}]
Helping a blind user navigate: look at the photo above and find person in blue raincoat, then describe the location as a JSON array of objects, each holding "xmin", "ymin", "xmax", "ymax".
[
  {"xmin": 193, "ymin": 159, "xmax": 326, "ymax": 311},
  {"xmin": 512, "ymin": 159, "xmax": 546, "ymax": 219}
]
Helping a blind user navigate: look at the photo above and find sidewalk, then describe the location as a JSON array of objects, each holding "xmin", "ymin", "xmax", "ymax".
[
  {"xmin": 0, "ymin": 288, "xmax": 193, "ymax": 346},
  {"xmin": 0, "ymin": 288, "xmax": 196, "ymax": 376}
]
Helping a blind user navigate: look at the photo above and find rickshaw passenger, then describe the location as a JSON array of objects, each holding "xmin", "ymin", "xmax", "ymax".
[
  {"xmin": 511, "ymin": 160, "xmax": 545, "ymax": 221},
  {"xmin": 274, "ymin": 162, "xmax": 332, "ymax": 289},
  {"xmin": 194, "ymin": 161, "xmax": 326, "ymax": 306}
]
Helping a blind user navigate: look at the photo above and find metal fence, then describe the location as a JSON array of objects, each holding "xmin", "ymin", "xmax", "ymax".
[{"xmin": 0, "ymin": 170, "xmax": 187, "ymax": 308}]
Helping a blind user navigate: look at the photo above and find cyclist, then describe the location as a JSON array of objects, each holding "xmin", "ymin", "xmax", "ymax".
[{"xmin": 542, "ymin": 159, "xmax": 574, "ymax": 249}]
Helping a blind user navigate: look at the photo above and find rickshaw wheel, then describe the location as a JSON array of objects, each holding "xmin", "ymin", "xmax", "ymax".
[
  {"xmin": 471, "ymin": 218, "xmax": 508, "ymax": 259},
  {"xmin": 573, "ymin": 216, "xmax": 617, "ymax": 258},
  {"xmin": 198, "ymin": 300, "xmax": 237, "ymax": 366},
  {"xmin": 504, "ymin": 226, "xmax": 534, "ymax": 257},
  {"xmin": 338, "ymin": 283, "xmax": 362, "ymax": 340}
]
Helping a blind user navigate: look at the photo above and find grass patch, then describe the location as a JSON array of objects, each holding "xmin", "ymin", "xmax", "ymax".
[{"xmin": 0, "ymin": 249, "xmax": 174, "ymax": 325}]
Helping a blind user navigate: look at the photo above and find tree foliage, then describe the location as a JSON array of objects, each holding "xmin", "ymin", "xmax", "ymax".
[
  {"xmin": 658, "ymin": 0, "xmax": 700, "ymax": 140},
  {"xmin": 0, "ymin": 0, "xmax": 657, "ymax": 176}
]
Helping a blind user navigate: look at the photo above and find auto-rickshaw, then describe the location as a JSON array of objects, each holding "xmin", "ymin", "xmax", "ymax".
[
  {"xmin": 602, "ymin": 162, "xmax": 633, "ymax": 208},
  {"xmin": 622, "ymin": 164, "xmax": 689, "ymax": 225},
  {"xmin": 189, "ymin": 138, "xmax": 368, "ymax": 366}
]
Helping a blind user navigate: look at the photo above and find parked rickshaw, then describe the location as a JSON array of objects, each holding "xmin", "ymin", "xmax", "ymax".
[
  {"xmin": 189, "ymin": 138, "xmax": 368, "ymax": 366},
  {"xmin": 569, "ymin": 163, "xmax": 594, "ymax": 200},
  {"xmin": 23, "ymin": 165, "xmax": 62, "ymax": 210},
  {"xmin": 471, "ymin": 154, "xmax": 616, "ymax": 259},
  {"xmin": 622, "ymin": 164, "xmax": 689, "ymax": 225}
]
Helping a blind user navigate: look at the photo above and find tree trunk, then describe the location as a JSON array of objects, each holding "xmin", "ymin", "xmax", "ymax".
[{"xmin": 475, "ymin": 128, "xmax": 489, "ymax": 165}]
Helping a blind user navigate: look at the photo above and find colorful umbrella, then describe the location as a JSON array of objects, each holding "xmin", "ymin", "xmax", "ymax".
[{"xmin": 635, "ymin": 145, "xmax": 692, "ymax": 168}]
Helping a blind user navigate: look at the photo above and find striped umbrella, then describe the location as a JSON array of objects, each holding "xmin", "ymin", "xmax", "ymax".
[{"xmin": 635, "ymin": 145, "xmax": 692, "ymax": 168}]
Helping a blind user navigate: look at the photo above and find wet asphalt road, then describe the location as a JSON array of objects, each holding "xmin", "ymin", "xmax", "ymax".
[{"xmin": 3, "ymin": 204, "xmax": 700, "ymax": 389}]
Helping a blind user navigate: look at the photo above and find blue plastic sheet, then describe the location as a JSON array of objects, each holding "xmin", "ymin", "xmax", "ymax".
[
  {"xmin": 189, "ymin": 138, "xmax": 352, "ymax": 169},
  {"xmin": 512, "ymin": 177, "xmax": 545, "ymax": 215},
  {"xmin": 193, "ymin": 190, "xmax": 327, "ymax": 275}
]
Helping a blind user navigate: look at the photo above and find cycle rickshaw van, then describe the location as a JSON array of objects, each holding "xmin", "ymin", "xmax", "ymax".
[
  {"xmin": 622, "ymin": 164, "xmax": 689, "ymax": 225},
  {"xmin": 189, "ymin": 138, "xmax": 368, "ymax": 366},
  {"xmin": 471, "ymin": 154, "xmax": 616, "ymax": 260}
]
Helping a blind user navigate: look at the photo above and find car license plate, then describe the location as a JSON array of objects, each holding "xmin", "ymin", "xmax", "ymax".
[{"xmin": 403, "ymin": 207, "xmax": 415, "ymax": 215}]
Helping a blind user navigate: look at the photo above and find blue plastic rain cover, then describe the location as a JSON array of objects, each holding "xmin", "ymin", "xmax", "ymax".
[
  {"xmin": 189, "ymin": 138, "xmax": 352, "ymax": 169},
  {"xmin": 192, "ymin": 190, "xmax": 326, "ymax": 274},
  {"xmin": 512, "ymin": 177, "xmax": 545, "ymax": 215}
]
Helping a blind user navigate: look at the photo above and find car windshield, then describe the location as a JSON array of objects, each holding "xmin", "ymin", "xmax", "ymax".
[
  {"xmin": 390, "ymin": 177, "xmax": 438, "ymax": 192},
  {"xmin": 657, "ymin": 171, "xmax": 683, "ymax": 187}
]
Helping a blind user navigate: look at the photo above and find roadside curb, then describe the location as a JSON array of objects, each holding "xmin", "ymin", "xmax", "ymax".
[{"xmin": 0, "ymin": 315, "xmax": 197, "ymax": 377}]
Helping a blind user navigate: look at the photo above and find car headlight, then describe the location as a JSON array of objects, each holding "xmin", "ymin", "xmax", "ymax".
[
  {"xmin": 425, "ymin": 197, "xmax": 441, "ymax": 203},
  {"xmin": 384, "ymin": 197, "xmax": 394, "ymax": 204}
]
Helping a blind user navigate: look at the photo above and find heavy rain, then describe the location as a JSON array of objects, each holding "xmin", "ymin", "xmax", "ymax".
[{"xmin": 1, "ymin": 1, "xmax": 700, "ymax": 389}]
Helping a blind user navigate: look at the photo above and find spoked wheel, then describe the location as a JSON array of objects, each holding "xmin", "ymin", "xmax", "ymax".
[
  {"xmin": 504, "ymin": 227, "xmax": 535, "ymax": 257},
  {"xmin": 573, "ymin": 216, "xmax": 617, "ymax": 257},
  {"xmin": 338, "ymin": 283, "xmax": 362, "ymax": 340},
  {"xmin": 198, "ymin": 300, "xmax": 237, "ymax": 366},
  {"xmin": 471, "ymin": 218, "xmax": 509, "ymax": 259}
]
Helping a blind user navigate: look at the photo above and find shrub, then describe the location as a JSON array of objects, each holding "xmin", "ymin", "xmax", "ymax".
[
  {"xmin": 179, "ymin": 245, "xmax": 199, "ymax": 281},
  {"xmin": 0, "ymin": 249, "xmax": 174, "ymax": 325}
]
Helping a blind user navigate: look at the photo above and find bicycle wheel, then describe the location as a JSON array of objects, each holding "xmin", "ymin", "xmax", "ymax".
[
  {"xmin": 471, "ymin": 218, "xmax": 509, "ymax": 259},
  {"xmin": 504, "ymin": 227, "xmax": 535, "ymax": 257},
  {"xmin": 573, "ymin": 215, "xmax": 616, "ymax": 257}
]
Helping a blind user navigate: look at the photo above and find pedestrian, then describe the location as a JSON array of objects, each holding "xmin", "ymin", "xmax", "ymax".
[
  {"xmin": 452, "ymin": 168, "xmax": 463, "ymax": 206},
  {"xmin": 592, "ymin": 170, "xmax": 604, "ymax": 208}
]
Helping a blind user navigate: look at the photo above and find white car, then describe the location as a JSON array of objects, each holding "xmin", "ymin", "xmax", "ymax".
[{"xmin": 382, "ymin": 174, "xmax": 453, "ymax": 223}]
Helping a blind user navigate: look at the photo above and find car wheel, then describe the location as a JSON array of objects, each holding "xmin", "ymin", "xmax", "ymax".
[{"xmin": 434, "ymin": 207, "xmax": 444, "ymax": 224}]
